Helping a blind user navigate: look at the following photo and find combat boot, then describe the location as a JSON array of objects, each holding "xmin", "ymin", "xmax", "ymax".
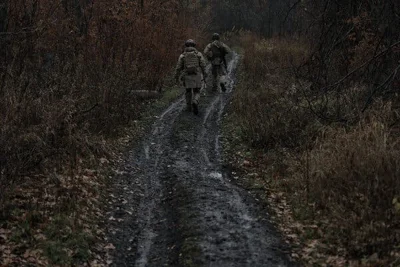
[
  {"xmin": 192, "ymin": 102, "xmax": 199, "ymax": 115},
  {"xmin": 220, "ymin": 82, "xmax": 227, "ymax": 92}
]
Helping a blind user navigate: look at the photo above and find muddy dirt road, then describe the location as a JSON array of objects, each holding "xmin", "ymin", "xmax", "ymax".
[{"xmin": 107, "ymin": 54, "xmax": 295, "ymax": 267}]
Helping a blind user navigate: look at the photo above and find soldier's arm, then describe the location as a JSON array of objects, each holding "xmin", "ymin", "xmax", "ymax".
[
  {"xmin": 174, "ymin": 55, "xmax": 184, "ymax": 81},
  {"xmin": 222, "ymin": 42, "xmax": 232, "ymax": 55},
  {"xmin": 198, "ymin": 53, "xmax": 207, "ymax": 78},
  {"xmin": 222, "ymin": 43, "xmax": 232, "ymax": 68},
  {"xmin": 203, "ymin": 44, "xmax": 210, "ymax": 56},
  {"xmin": 203, "ymin": 44, "xmax": 212, "ymax": 62}
]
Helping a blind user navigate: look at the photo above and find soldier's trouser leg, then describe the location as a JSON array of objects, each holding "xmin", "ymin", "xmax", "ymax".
[
  {"xmin": 212, "ymin": 65, "xmax": 219, "ymax": 92},
  {"xmin": 220, "ymin": 65, "xmax": 227, "ymax": 92},
  {"xmin": 185, "ymin": 88, "xmax": 192, "ymax": 111},
  {"xmin": 192, "ymin": 88, "xmax": 200, "ymax": 115},
  {"xmin": 193, "ymin": 88, "xmax": 200, "ymax": 104}
]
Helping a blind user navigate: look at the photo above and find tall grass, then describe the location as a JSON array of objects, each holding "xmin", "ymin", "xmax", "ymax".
[
  {"xmin": 232, "ymin": 33, "xmax": 313, "ymax": 149},
  {"xmin": 230, "ymin": 32, "xmax": 400, "ymax": 260}
]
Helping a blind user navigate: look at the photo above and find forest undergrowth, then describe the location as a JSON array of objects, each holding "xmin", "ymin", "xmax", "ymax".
[
  {"xmin": 1, "ymin": 0, "xmax": 399, "ymax": 265},
  {"xmin": 0, "ymin": 0, "xmax": 206, "ymax": 265},
  {"xmin": 223, "ymin": 31, "xmax": 400, "ymax": 266}
]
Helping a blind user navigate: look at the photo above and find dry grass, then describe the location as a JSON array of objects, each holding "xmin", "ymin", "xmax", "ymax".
[
  {"xmin": 231, "ymin": 33, "xmax": 313, "ymax": 149},
  {"xmin": 228, "ymin": 33, "xmax": 400, "ymax": 264},
  {"xmin": 296, "ymin": 103, "xmax": 400, "ymax": 256}
]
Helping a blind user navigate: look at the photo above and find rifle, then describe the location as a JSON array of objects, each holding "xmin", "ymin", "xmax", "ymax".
[
  {"xmin": 223, "ymin": 57, "xmax": 227, "ymax": 69},
  {"xmin": 222, "ymin": 49, "xmax": 228, "ymax": 69}
]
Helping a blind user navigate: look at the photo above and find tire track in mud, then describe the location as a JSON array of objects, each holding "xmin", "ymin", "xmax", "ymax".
[{"xmin": 107, "ymin": 54, "xmax": 296, "ymax": 267}]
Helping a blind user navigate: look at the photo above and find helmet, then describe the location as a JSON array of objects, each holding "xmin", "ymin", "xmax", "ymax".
[
  {"xmin": 185, "ymin": 39, "xmax": 196, "ymax": 47},
  {"xmin": 212, "ymin": 33, "xmax": 220, "ymax": 40}
]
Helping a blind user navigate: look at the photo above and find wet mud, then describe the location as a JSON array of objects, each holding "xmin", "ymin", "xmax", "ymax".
[{"xmin": 107, "ymin": 54, "xmax": 296, "ymax": 267}]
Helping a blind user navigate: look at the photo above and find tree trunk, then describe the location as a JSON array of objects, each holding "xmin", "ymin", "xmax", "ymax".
[{"xmin": 0, "ymin": 0, "xmax": 8, "ymax": 33}]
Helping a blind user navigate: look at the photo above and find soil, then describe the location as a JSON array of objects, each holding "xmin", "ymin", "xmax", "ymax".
[{"xmin": 106, "ymin": 54, "xmax": 297, "ymax": 267}]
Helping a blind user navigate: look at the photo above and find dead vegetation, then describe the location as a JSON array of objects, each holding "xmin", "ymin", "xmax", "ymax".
[
  {"xmin": 1, "ymin": 0, "xmax": 399, "ymax": 265},
  {"xmin": 226, "ymin": 29, "xmax": 400, "ymax": 265},
  {"xmin": 0, "ymin": 0, "xmax": 207, "ymax": 265}
]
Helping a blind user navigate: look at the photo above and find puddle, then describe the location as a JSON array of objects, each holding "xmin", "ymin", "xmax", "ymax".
[{"xmin": 209, "ymin": 172, "xmax": 223, "ymax": 179}]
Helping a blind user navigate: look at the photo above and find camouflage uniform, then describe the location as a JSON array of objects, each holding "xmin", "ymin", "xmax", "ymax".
[
  {"xmin": 204, "ymin": 40, "xmax": 232, "ymax": 92},
  {"xmin": 175, "ymin": 46, "xmax": 207, "ymax": 113}
]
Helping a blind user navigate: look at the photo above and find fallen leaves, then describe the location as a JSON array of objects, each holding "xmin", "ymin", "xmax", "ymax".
[
  {"xmin": 221, "ymin": 118, "xmax": 400, "ymax": 266},
  {"xmin": 0, "ymin": 166, "xmax": 111, "ymax": 266},
  {"xmin": 242, "ymin": 160, "xmax": 251, "ymax": 167},
  {"xmin": 105, "ymin": 243, "xmax": 116, "ymax": 250}
]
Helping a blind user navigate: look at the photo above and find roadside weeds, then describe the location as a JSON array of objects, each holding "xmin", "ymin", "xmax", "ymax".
[
  {"xmin": 0, "ymin": 85, "xmax": 182, "ymax": 266},
  {"xmin": 222, "ymin": 33, "xmax": 400, "ymax": 266}
]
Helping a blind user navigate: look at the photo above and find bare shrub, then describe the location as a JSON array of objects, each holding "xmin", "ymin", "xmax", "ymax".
[
  {"xmin": 229, "ymin": 32, "xmax": 400, "ymax": 262},
  {"xmin": 293, "ymin": 101, "xmax": 400, "ymax": 256},
  {"xmin": 0, "ymin": 0, "xmax": 208, "ymax": 204},
  {"xmin": 232, "ymin": 33, "xmax": 313, "ymax": 148}
]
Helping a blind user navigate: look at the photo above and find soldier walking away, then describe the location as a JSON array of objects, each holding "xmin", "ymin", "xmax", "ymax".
[
  {"xmin": 175, "ymin": 39, "xmax": 207, "ymax": 115},
  {"xmin": 204, "ymin": 33, "xmax": 232, "ymax": 92}
]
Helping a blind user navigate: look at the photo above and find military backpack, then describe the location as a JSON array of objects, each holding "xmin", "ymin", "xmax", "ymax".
[
  {"xmin": 208, "ymin": 43, "xmax": 226, "ymax": 65},
  {"xmin": 184, "ymin": 51, "xmax": 200, "ymax": 75},
  {"xmin": 210, "ymin": 43, "xmax": 222, "ymax": 59}
]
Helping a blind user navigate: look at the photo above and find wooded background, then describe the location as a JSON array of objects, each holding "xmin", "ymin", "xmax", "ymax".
[{"xmin": 0, "ymin": 0, "xmax": 399, "ymax": 265}]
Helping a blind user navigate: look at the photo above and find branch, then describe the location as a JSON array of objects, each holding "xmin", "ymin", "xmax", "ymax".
[
  {"xmin": 290, "ymin": 62, "xmax": 347, "ymax": 123},
  {"xmin": 0, "ymin": 27, "xmax": 38, "ymax": 36},
  {"xmin": 320, "ymin": 40, "xmax": 400, "ymax": 91},
  {"xmin": 77, "ymin": 103, "xmax": 99, "ymax": 115},
  {"xmin": 282, "ymin": 0, "xmax": 302, "ymax": 24},
  {"xmin": 362, "ymin": 63, "xmax": 400, "ymax": 113}
]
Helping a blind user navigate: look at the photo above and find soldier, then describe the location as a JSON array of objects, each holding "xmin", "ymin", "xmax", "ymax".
[
  {"xmin": 204, "ymin": 33, "xmax": 232, "ymax": 92},
  {"xmin": 175, "ymin": 39, "xmax": 207, "ymax": 115}
]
